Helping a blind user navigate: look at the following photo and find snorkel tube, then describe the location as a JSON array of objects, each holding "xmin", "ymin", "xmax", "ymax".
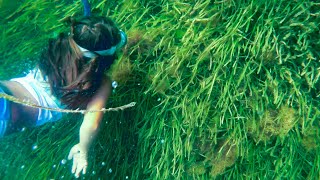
[{"xmin": 81, "ymin": 0, "xmax": 91, "ymax": 17}]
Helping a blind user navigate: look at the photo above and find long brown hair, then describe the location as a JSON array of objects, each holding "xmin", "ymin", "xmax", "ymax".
[{"xmin": 39, "ymin": 16, "xmax": 121, "ymax": 109}]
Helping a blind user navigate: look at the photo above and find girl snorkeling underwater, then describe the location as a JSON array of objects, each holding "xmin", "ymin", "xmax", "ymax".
[{"xmin": 0, "ymin": 15, "xmax": 127, "ymax": 178}]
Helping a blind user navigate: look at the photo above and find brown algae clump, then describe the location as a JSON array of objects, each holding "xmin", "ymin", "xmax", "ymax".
[
  {"xmin": 186, "ymin": 139, "xmax": 238, "ymax": 177},
  {"xmin": 186, "ymin": 162, "xmax": 207, "ymax": 176},
  {"xmin": 277, "ymin": 105, "xmax": 297, "ymax": 138},
  {"xmin": 208, "ymin": 140, "xmax": 238, "ymax": 178},
  {"xmin": 249, "ymin": 105, "xmax": 297, "ymax": 143},
  {"xmin": 248, "ymin": 109, "xmax": 278, "ymax": 142},
  {"xmin": 122, "ymin": 28, "xmax": 155, "ymax": 61},
  {"xmin": 301, "ymin": 127, "xmax": 319, "ymax": 151},
  {"xmin": 111, "ymin": 57, "xmax": 133, "ymax": 84}
]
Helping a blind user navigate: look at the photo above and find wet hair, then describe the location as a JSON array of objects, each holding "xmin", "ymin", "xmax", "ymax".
[{"xmin": 39, "ymin": 16, "xmax": 121, "ymax": 109}]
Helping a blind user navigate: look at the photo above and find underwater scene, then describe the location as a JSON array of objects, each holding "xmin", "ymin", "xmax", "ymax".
[{"xmin": 0, "ymin": 0, "xmax": 319, "ymax": 179}]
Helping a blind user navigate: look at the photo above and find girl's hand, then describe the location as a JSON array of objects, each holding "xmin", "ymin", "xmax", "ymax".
[{"xmin": 68, "ymin": 144, "xmax": 88, "ymax": 178}]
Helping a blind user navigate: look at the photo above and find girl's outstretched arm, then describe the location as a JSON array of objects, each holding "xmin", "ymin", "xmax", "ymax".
[{"xmin": 68, "ymin": 77, "xmax": 111, "ymax": 178}]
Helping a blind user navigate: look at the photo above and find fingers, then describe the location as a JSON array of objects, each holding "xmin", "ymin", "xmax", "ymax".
[
  {"xmin": 75, "ymin": 160, "xmax": 88, "ymax": 178},
  {"xmin": 72, "ymin": 156, "xmax": 77, "ymax": 174},
  {"xmin": 68, "ymin": 144, "xmax": 88, "ymax": 178},
  {"xmin": 68, "ymin": 151, "xmax": 73, "ymax": 160},
  {"xmin": 75, "ymin": 164, "xmax": 82, "ymax": 178},
  {"xmin": 68, "ymin": 145, "xmax": 78, "ymax": 160},
  {"xmin": 83, "ymin": 165, "xmax": 87, "ymax": 175}
]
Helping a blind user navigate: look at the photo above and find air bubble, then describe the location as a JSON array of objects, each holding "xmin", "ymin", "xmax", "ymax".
[
  {"xmin": 112, "ymin": 81, "xmax": 118, "ymax": 89},
  {"xmin": 32, "ymin": 145, "xmax": 38, "ymax": 150},
  {"xmin": 60, "ymin": 159, "xmax": 67, "ymax": 165}
]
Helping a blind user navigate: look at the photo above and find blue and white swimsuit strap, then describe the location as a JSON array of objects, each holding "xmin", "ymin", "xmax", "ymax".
[{"xmin": 0, "ymin": 87, "xmax": 10, "ymax": 137}]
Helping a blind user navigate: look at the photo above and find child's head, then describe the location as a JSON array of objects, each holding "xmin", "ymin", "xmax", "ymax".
[
  {"xmin": 39, "ymin": 16, "xmax": 126, "ymax": 109},
  {"xmin": 69, "ymin": 16, "xmax": 124, "ymax": 54}
]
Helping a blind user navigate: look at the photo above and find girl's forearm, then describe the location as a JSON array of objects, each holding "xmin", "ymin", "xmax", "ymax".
[
  {"xmin": 77, "ymin": 78, "xmax": 111, "ymax": 152},
  {"xmin": 78, "ymin": 111, "xmax": 103, "ymax": 152}
]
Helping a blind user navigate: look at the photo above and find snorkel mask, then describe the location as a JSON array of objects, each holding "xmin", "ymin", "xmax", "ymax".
[
  {"xmin": 76, "ymin": 30, "xmax": 127, "ymax": 58},
  {"xmin": 77, "ymin": 0, "xmax": 127, "ymax": 58}
]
